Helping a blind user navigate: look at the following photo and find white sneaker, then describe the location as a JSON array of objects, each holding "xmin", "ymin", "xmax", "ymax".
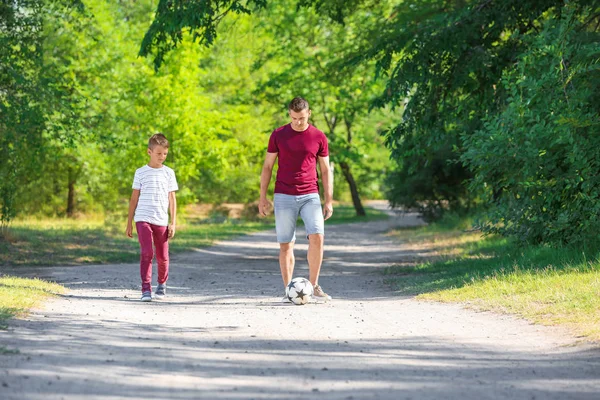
[
  {"xmin": 312, "ymin": 284, "xmax": 332, "ymax": 301},
  {"xmin": 281, "ymin": 287, "xmax": 291, "ymax": 303}
]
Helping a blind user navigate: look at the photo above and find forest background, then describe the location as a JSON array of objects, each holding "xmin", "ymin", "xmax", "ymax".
[{"xmin": 2, "ymin": 0, "xmax": 599, "ymax": 246}]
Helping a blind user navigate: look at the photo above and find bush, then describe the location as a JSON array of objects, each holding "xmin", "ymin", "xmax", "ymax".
[{"xmin": 462, "ymin": 10, "xmax": 600, "ymax": 244}]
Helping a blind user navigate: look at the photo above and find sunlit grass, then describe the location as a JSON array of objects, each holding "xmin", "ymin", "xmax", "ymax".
[
  {"xmin": 385, "ymin": 224, "xmax": 600, "ymax": 342},
  {"xmin": 325, "ymin": 205, "xmax": 389, "ymax": 224},
  {"xmin": 0, "ymin": 276, "xmax": 65, "ymax": 330},
  {"xmin": 1, "ymin": 204, "xmax": 387, "ymax": 267}
]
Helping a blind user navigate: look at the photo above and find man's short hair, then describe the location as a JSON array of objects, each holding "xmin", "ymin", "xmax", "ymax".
[
  {"xmin": 148, "ymin": 133, "xmax": 169, "ymax": 149},
  {"xmin": 288, "ymin": 97, "xmax": 310, "ymax": 112}
]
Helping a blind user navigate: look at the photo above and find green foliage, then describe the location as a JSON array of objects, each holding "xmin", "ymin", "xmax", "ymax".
[
  {"xmin": 0, "ymin": 0, "xmax": 46, "ymax": 226},
  {"xmin": 140, "ymin": 0, "xmax": 267, "ymax": 69},
  {"xmin": 3, "ymin": 0, "xmax": 279, "ymax": 221},
  {"xmin": 463, "ymin": 6, "xmax": 600, "ymax": 244},
  {"xmin": 385, "ymin": 141, "xmax": 473, "ymax": 222},
  {"xmin": 367, "ymin": 0, "xmax": 571, "ymax": 220},
  {"xmin": 250, "ymin": 1, "xmax": 397, "ymax": 211},
  {"xmin": 359, "ymin": 0, "xmax": 600, "ymax": 244},
  {"xmin": 5, "ymin": 0, "xmax": 597, "ymax": 248}
]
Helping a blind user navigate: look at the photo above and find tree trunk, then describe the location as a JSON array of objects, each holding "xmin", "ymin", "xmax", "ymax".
[
  {"xmin": 340, "ymin": 117, "xmax": 366, "ymax": 217},
  {"xmin": 66, "ymin": 168, "xmax": 76, "ymax": 218},
  {"xmin": 339, "ymin": 161, "xmax": 366, "ymax": 217}
]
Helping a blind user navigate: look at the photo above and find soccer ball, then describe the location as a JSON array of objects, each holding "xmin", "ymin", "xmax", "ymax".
[{"xmin": 286, "ymin": 277, "xmax": 314, "ymax": 305}]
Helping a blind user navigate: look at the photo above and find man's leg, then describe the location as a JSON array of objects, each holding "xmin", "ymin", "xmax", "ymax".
[
  {"xmin": 299, "ymin": 194, "xmax": 331, "ymax": 300},
  {"xmin": 279, "ymin": 242, "xmax": 295, "ymax": 287},
  {"xmin": 307, "ymin": 233, "xmax": 324, "ymax": 286},
  {"xmin": 274, "ymin": 194, "xmax": 299, "ymax": 291}
]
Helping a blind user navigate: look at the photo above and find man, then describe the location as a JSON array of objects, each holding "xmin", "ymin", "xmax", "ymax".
[{"xmin": 259, "ymin": 97, "xmax": 334, "ymax": 302}]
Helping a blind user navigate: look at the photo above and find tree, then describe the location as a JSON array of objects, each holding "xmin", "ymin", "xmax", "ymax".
[
  {"xmin": 251, "ymin": 1, "xmax": 397, "ymax": 215},
  {"xmin": 141, "ymin": 0, "xmax": 396, "ymax": 216},
  {"xmin": 462, "ymin": 6, "xmax": 600, "ymax": 243}
]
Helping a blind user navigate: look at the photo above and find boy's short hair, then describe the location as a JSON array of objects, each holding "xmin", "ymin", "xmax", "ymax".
[
  {"xmin": 148, "ymin": 133, "xmax": 169, "ymax": 149},
  {"xmin": 289, "ymin": 97, "xmax": 310, "ymax": 112}
]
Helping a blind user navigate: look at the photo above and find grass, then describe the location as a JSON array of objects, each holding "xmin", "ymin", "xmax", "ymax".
[
  {"xmin": 0, "ymin": 276, "xmax": 65, "ymax": 331},
  {"xmin": 326, "ymin": 204, "xmax": 389, "ymax": 224},
  {"xmin": 0, "ymin": 204, "xmax": 388, "ymax": 267},
  {"xmin": 384, "ymin": 224, "xmax": 600, "ymax": 342}
]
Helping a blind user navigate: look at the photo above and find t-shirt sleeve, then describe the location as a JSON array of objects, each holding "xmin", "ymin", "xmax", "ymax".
[
  {"xmin": 132, "ymin": 170, "xmax": 141, "ymax": 190},
  {"xmin": 317, "ymin": 133, "xmax": 329, "ymax": 157},
  {"xmin": 267, "ymin": 131, "xmax": 278, "ymax": 153},
  {"xmin": 168, "ymin": 169, "xmax": 179, "ymax": 192}
]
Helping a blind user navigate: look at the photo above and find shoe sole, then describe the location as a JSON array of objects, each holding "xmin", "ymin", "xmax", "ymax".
[
  {"xmin": 154, "ymin": 294, "xmax": 165, "ymax": 300},
  {"xmin": 141, "ymin": 298, "xmax": 152, "ymax": 302}
]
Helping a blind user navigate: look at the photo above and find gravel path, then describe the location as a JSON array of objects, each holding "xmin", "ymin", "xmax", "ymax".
[{"xmin": 1, "ymin": 205, "xmax": 599, "ymax": 399}]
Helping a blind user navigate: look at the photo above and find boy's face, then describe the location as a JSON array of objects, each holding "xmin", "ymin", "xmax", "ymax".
[{"xmin": 148, "ymin": 145, "xmax": 169, "ymax": 166}]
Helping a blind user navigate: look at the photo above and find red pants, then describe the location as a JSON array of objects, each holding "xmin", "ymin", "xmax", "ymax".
[{"xmin": 136, "ymin": 222, "xmax": 169, "ymax": 293}]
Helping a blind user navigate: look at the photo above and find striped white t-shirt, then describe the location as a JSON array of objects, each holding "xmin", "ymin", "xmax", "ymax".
[{"xmin": 132, "ymin": 165, "xmax": 178, "ymax": 226}]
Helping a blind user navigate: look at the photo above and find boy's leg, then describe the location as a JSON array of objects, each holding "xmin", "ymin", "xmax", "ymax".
[
  {"xmin": 136, "ymin": 222, "xmax": 154, "ymax": 294},
  {"xmin": 152, "ymin": 224, "xmax": 170, "ymax": 286}
]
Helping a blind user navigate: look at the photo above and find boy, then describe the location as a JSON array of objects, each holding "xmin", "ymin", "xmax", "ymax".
[{"xmin": 126, "ymin": 133, "xmax": 178, "ymax": 302}]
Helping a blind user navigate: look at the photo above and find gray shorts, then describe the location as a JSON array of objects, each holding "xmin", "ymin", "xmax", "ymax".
[{"xmin": 273, "ymin": 193, "xmax": 325, "ymax": 243}]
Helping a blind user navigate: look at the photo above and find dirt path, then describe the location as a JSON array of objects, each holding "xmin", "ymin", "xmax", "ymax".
[{"xmin": 1, "ymin": 205, "xmax": 599, "ymax": 400}]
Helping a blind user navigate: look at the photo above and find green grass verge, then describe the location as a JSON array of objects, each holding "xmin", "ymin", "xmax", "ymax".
[
  {"xmin": 0, "ymin": 204, "xmax": 388, "ymax": 267},
  {"xmin": 0, "ymin": 276, "xmax": 65, "ymax": 331},
  {"xmin": 384, "ymin": 226, "xmax": 600, "ymax": 341}
]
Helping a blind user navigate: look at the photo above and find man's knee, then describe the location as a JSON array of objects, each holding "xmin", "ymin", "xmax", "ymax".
[
  {"xmin": 280, "ymin": 242, "xmax": 294, "ymax": 252},
  {"xmin": 308, "ymin": 233, "xmax": 324, "ymax": 245}
]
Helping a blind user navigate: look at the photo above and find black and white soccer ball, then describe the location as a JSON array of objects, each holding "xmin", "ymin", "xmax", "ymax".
[{"xmin": 286, "ymin": 277, "xmax": 314, "ymax": 305}]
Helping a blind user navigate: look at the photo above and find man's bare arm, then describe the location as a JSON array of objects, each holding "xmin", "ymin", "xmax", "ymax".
[{"xmin": 318, "ymin": 156, "xmax": 333, "ymax": 220}]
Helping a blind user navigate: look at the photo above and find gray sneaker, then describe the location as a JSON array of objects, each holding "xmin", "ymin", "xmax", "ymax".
[
  {"xmin": 155, "ymin": 284, "xmax": 166, "ymax": 299},
  {"xmin": 313, "ymin": 284, "xmax": 332, "ymax": 301},
  {"xmin": 141, "ymin": 291, "xmax": 152, "ymax": 302}
]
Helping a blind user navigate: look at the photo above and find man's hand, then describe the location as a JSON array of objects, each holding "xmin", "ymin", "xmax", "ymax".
[
  {"xmin": 323, "ymin": 202, "xmax": 333, "ymax": 220},
  {"xmin": 125, "ymin": 223, "xmax": 133, "ymax": 238},
  {"xmin": 168, "ymin": 224, "xmax": 176, "ymax": 239},
  {"xmin": 258, "ymin": 197, "xmax": 271, "ymax": 217}
]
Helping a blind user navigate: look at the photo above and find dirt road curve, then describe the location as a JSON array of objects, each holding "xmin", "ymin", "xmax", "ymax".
[{"xmin": 1, "ymin": 204, "xmax": 599, "ymax": 399}]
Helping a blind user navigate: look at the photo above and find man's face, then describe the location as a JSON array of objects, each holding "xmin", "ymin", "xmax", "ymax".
[
  {"xmin": 148, "ymin": 145, "xmax": 169, "ymax": 165},
  {"xmin": 289, "ymin": 108, "xmax": 311, "ymax": 131}
]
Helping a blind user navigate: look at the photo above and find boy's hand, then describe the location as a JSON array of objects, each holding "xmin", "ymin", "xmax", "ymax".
[
  {"xmin": 125, "ymin": 224, "xmax": 133, "ymax": 238},
  {"xmin": 168, "ymin": 224, "xmax": 176, "ymax": 238}
]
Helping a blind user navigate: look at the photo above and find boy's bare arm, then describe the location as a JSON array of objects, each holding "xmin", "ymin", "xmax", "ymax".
[
  {"xmin": 126, "ymin": 190, "xmax": 140, "ymax": 237},
  {"xmin": 168, "ymin": 191, "xmax": 177, "ymax": 238}
]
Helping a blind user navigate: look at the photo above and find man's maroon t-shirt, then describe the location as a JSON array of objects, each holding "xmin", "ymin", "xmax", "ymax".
[{"xmin": 267, "ymin": 124, "xmax": 329, "ymax": 195}]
